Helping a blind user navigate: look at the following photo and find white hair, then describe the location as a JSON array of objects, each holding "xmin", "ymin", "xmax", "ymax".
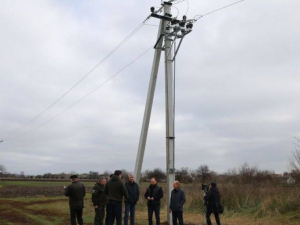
[{"xmin": 128, "ymin": 173, "xmax": 135, "ymax": 178}]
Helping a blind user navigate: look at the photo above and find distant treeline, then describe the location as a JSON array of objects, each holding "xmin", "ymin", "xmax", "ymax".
[{"xmin": 0, "ymin": 163, "xmax": 298, "ymax": 185}]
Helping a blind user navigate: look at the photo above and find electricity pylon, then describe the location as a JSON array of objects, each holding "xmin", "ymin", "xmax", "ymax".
[{"xmin": 134, "ymin": 1, "xmax": 194, "ymax": 224}]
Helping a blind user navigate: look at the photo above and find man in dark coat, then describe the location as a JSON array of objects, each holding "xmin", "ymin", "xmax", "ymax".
[
  {"xmin": 144, "ymin": 178, "xmax": 163, "ymax": 225},
  {"xmin": 168, "ymin": 181, "xmax": 186, "ymax": 225},
  {"xmin": 65, "ymin": 175, "xmax": 86, "ymax": 225},
  {"xmin": 92, "ymin": 177, "xmax": 107, "ymax": 225},
  {"xmin": 104, "ymin": 170, "xmax": 128, "ymax": 225},
  {"xmin": 204, "ymin": 182, "xmax": 221, "ymax": 225},
  {"xmin": 124, "ymin": 173, "xmax": 140, "ymax": 225}
]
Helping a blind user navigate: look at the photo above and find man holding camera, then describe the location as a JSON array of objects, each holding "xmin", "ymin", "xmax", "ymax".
[{"xmin": 204, "ymin": 182, "xmax": 221, "ymax": 225}]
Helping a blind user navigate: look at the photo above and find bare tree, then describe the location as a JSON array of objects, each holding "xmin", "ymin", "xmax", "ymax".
[
  {"xmin": 239, "ymin": 163, "xmax": 257, "ymax": 184},
  {"xmin": 0, "ymin": 165, "xmax": 7, "ymax": 174},
  {"xmin": 289, "ymin": 138, "xmax": 300, "ymax": 177},
  {"xmin": 175, "ymin": 167, "xmax": 193, "ymax": 183},
  {"xmin": 145, "ymin": 168, "xmax": 166, "ymax": 182},
  {"xmin": 196, "ymin": 165, "xmax": 210, "ymax": 183}
]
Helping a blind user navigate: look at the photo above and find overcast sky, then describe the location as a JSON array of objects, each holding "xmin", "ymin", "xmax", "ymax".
[{"xmin": 1, "ymin": 0, "xmax": 300, "ymax": 175}]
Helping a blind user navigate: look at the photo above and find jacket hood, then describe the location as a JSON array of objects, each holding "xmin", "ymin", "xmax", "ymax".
[{"xmin": 111, "ymin": 175, "xmax": 120, "ymax": 181}]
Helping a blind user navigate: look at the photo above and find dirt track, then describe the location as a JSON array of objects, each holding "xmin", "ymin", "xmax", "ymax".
[
  {"xmin": 0, "ymin": 198, "xmax": 69, "ymax": 224},
  {"xmin": 0, "ymin": 185, "xmax": 93, "ymax": 198}
]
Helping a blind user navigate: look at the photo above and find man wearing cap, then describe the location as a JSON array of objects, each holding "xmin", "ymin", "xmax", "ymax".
[
  {"xmin": 104, "ymin": 170, "xmax": 128, "ymax": 225},
  {"xmin": 92, "ymin": 177, "xmax": 107, "ymax": 225},
  {"xmin": 168, "ymin": 181, "xmax": 186, "ymax": 225},
  {"xmin": 204, "ymin": 182, "xmax": 221, "ymax": 225},
  {"xmin": 65, "ymin": 175, "xmax": 86, "ymax": 225}
]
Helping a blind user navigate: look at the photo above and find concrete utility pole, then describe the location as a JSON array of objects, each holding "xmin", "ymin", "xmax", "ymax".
[
  {"xmin": 134, "ymin": 1, "xmax": 194, "ymax": 224},
  {"xmin": 163, "ymin": 3, "xmax": 176, "ymax": 224}
]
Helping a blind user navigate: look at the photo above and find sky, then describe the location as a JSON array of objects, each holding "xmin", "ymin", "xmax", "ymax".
[{"xmin": 1, "ymin": 0, "xmax": 300, "ymax": 175}]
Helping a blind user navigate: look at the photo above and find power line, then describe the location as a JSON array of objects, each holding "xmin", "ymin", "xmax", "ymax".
[
  {"xmin": 194, "ymin": 0, "xmax": 246, "ymax": 21},
  {"xmin": 6, "ymin": 47, "xmax": 153, "ymax": 141},
  {"xmin": 1, "ymin": 21, "xmax": 148, "ymax": 139},
  {"xmin": 185, "ymin": 0, "xmax": 189, "ymax": 16}
]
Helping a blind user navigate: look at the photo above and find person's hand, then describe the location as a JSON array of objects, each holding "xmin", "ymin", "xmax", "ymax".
[
  {"xmin": 63, "ymin": 186, "xmax": 66, "ymax": 189},
  {"xmin": 168, "ymin": 209, "xmax": 172, "ymax": 213},
  {"xmin": 95, "ymin": 206, "xmax": 98, "ymax": 209},
  {"xmin": 147, "ymin": 197, "xmax": 152, "ymax": 200}
]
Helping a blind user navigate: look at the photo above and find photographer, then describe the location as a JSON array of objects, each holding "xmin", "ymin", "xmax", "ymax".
[{"xmin": 204, "ymin": 182, "xmax": 221, "ymax": 225}]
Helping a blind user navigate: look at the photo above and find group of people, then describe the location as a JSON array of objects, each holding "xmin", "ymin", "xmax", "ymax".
[{"xmin": 64, "ymin": 170, "xmax": 222, "ymax": 225}]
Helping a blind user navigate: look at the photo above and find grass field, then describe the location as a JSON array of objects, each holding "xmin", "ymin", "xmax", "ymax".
[{"xmin": 0, "ymin": 180, "xmax": 299, "ymax": 225}]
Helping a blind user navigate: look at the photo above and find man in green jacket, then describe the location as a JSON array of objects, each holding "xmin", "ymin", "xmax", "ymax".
[
  {"xmin": 65, "ymin": 175, "xmax": 86, "ymax": 225},
  {"xmin": 92, "ymin": 177, "xmax": 107, "ymax": 225},
  {"xmin": 104, "ymin": 170, "xmax": 128, "ymax": 225}
]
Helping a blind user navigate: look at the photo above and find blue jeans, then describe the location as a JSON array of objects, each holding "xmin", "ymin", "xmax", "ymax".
[
  {"xmin": 106, "ymin": 201, "xmax": 122, "ymax": 225},
  {"xmin": 124, "ymin": 203, "xmax": 136, "ymax": 225},
  {"xmin": 147, "ymin": 205, "xmax": 160, "ymax": 225}
]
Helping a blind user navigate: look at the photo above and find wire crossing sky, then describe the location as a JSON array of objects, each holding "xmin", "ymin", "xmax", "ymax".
[{"xmin": 1, "ymin": 0, "xmax": 247, "ymax": 141}]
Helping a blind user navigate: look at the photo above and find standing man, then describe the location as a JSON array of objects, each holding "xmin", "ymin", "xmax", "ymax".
[
  {"xmin": 144, "ymin": 178, "xmax": 163, "ymax": 225},
  {"xmin": 92, "ymin": 177, "xmax": 107, "ymax": 225},
  {"xmin": 104, "ymin": 170, "xmax": 128, "ymax": 225},
  {"xmin": 204, "ymin": 182, "xmax": 221, "ymax": 225},
  {"xmin": 124, "ymin": 174, "xmax": 140, "ymax": 225},
  {"xmin": 168, "ymin": 181, "xmax": 186, "ymax": 225},
  {"xmin": 64, "ymin": 175, "xmax": 86, "ymax": 225}
]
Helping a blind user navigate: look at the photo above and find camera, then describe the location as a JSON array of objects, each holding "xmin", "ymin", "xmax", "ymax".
[{"xmin": 201, "ymin": 184, "xmax": 209, "ymax": 192}]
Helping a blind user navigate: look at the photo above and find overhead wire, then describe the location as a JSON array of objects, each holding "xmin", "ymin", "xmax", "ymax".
[
  {"xmin": 1, "ymin": 19, "xmax": 150, "ymax": 139},
  {"xmin": 185, "ymin": 0, "xmax": 189, "ymax": 16},
  {"xmin": 6, "ymin": 47, "xmax": 153, "ymax": 141},
  {"xmin": 194, "ymin": 0, "xmax": 246, "ymax": 21}
]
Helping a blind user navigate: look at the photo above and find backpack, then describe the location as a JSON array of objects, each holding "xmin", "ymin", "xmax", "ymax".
[{"xmin": 216, "ymin": 203, "xmax": 224, "ymax": 214}]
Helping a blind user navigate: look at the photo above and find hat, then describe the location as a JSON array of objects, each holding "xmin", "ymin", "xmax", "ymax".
[
  {"xmin": 211, "ymin": 182, "xmax": 217, "ymax": 187},
  {"xmin": 70, "ymin": 175, "xmax": 78, "ymax": 179}
]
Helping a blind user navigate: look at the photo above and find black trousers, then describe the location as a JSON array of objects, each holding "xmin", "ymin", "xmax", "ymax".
[
  {"xmin": 206, "ymin": 208, "xmax": 220, "ymax": 225},
  {"xmin": 172, "ymin": 211, "xmax": 183, "ymax": 225},
  {"xmin": 94, "ymin": 205, "xmax": 105, "ymax": 225},
  {"xmin": 106, "ymin": 200, "xmax": 122, "ymax": 225},
  {"xmin": 70, "ymin": 208, "xmax": 83, "ymax": 225},
  {"xmin": 147, "ymin": 205, "xmax": 160, "ymax": 225}
]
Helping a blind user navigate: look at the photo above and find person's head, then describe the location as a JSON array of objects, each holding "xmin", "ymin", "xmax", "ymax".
[
  {"xmin": 108, "ymin": 174, "xmax": 114, "ymax": 180},
  {"xmin": 210, "ymin": 182, "xmax": 217, "ymax": 189},
  {"xmin": 128, "ymin": 173, "xmax": 135, "ymax": 183},
  {"xmin": 173, "ymin": 180, "xmax": 180, "ymax": 190},
  {"xmin": 99, "ymin": 177, "xmax": 106, "ymax": 185},
  {"xmin": 114, "ymin": 170, "xmax": 122, "ymax": 178},
  {"xmin": 150, "ymin": 178, "xmax": 157, "ymax": 185},
  {"xmin": 70, "ymin": 175, "xmax": 78, "ymax": 183}
]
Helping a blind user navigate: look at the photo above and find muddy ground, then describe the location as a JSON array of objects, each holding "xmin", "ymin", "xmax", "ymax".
[{"xmin": 0, "ymin": 185, "xmax": 93, "ymax": 198}]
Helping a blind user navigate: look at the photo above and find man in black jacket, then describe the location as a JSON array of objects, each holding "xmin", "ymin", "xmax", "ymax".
[
  {"xmin": 92, "ymin": 177, "xmax": 107, "ymax": 225},
  {"xmin": 168, "ymin": 181, "xmax": 186, "ymax": 225},
  {"xmin": 65, "ymin": 175, "xmax": 86, "ymax": 225},
  {"xmin": 204, "ymin": 182, "xmax": 221, "ymax": 225},
  {"xmin": 124, "ymin": 173, "xmax": 139, "ymax": 225},
  {"xmin": 144, "ymin": 178, "xmax": 163, "ymax": 225},
  {"xmin": 104, "ymin": 170, "xmax": 128, "ymax": 225}
]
